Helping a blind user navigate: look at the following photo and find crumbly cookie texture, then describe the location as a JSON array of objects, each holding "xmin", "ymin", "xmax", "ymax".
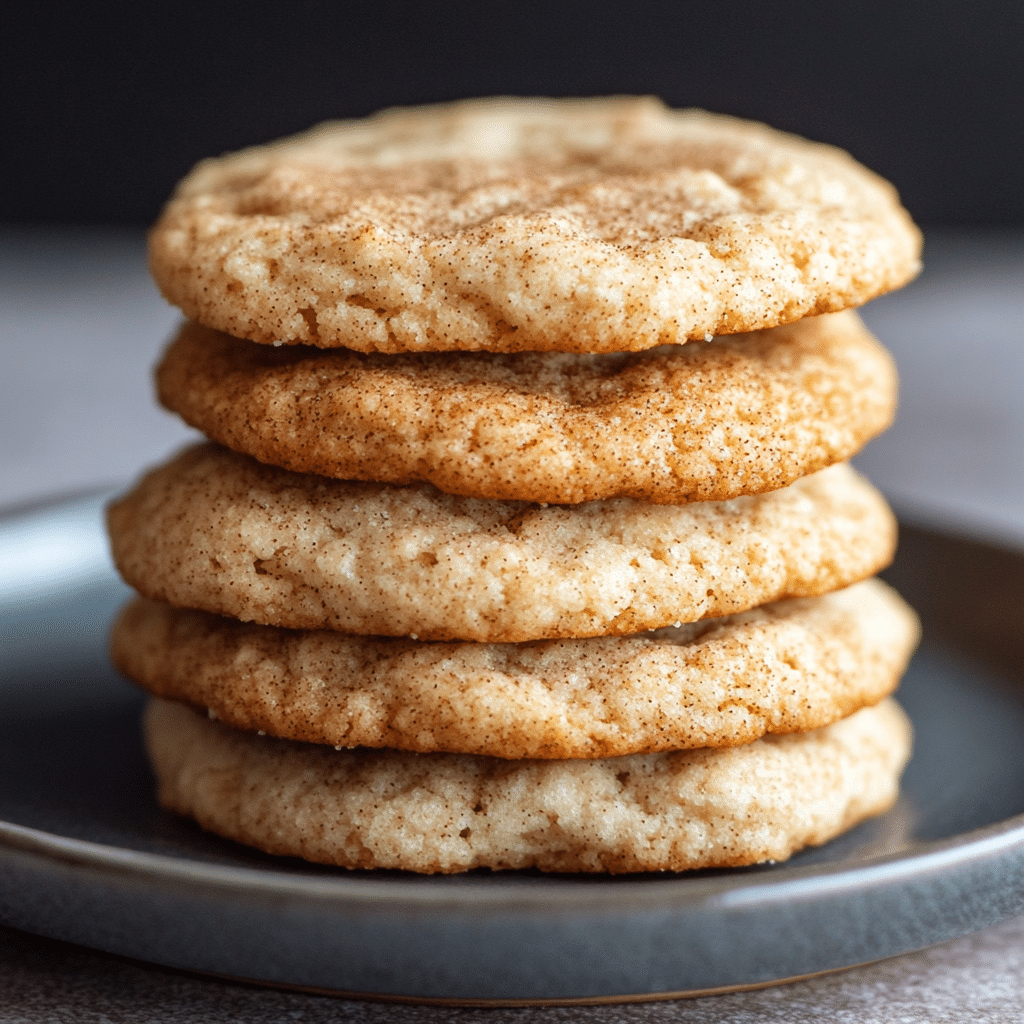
[
  {"xmin": 107, "ymin": 446, "xmax": 896, "ymax": 642},
  {"xmin": 114, "ymin": 579, "xmax": 918, "ymax": 760},
  {"xmin": 145, "ymin": 697, "xmax": 911, "ymax": 873},
  {"xmin": 157, "ymin": 310, "xmax": 895, "ymax": 505},
  {"xmin": 149, "ymin": 97, "xmax": 921, "ymax": 354}
]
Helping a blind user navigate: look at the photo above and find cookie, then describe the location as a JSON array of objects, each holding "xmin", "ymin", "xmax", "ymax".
[
  {"xmin": 157, "ymin": 310, "xmax": 896, "ymax": 505},
  {"xmin": 107, "ymin": 446, "xmax": 896, "ymax": 642},
  {"xmin": 114, "ymin": 579, "xmax": 918, "ymax": 760},
  {"xmin": 145, "ymin": 697, "xmax": 911, "ymax": 873},
  {"xmin": 149, "ymin": 97, "xmax": 921, "ymax": 354}
]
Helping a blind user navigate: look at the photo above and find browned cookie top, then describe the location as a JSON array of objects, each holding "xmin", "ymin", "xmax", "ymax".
[
  {"xmin": 114, "ymin": 580, "xmax": 918, "ymax": 760},
  {"xmin": 157, "ymin": 310, "xmax": 896, "ymax": 505}
]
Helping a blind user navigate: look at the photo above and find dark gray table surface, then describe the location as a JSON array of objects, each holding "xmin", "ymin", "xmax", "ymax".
[{"xmin": 3, "ymin": 229, "xmax": 1024, "ymax": 1021}]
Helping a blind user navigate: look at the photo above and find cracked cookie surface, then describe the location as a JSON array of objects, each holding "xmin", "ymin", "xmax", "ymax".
[
  {"xmin": 149, "ymin": 97, "xmax": 920, "ymax": 354},
  {"xmin": 145, "ymin": 697, "xmax": 912, "ymax": 873},
  {"xmin": 114, "ymin": 579, "xmax": 918, "ymax": 759},
  {"xmin": 157, "ymin": 310, "xmax": 896, "ymax": 504},
  {"xmin": 106, "ymin": 445, "xmax": 896, "ymax": 642}
]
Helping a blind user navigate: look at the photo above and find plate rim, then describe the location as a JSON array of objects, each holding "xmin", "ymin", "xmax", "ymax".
[{"xmin": 7, "ymin": 488, "xmax": 1024, "ymax": 999}]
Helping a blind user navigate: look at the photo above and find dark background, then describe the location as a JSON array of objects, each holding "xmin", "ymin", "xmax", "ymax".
[{"xmin": 3, "ymin": 0, "xmax": 1023, "ymax": 227}]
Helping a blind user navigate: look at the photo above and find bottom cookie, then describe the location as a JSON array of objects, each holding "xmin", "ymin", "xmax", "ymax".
[{"xmin": 145, "ymin": 697, "xmax": 911, "ymax": 874}]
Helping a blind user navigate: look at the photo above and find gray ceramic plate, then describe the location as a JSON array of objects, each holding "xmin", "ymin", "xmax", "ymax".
[{"xmin": 2, "ymin": 491, "xmax": 1024, "ymax": 1005}]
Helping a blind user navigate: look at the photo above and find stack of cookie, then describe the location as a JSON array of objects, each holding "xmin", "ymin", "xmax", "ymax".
[{"xmin": 108, "ymin": 98, "xmax": 921, "ymax": 873}]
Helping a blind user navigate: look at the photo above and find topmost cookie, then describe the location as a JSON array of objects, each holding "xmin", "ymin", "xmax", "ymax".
[{"xmin": 150, "ymin": 97, "xmax": 921, "ymax": 354}]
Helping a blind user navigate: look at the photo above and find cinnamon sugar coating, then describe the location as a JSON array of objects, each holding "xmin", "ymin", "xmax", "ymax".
[
  {"xmin": 157, "ymin": 310, "xmax": 896, "ymax": 504},
  {"xmin": 145, "ymin": 697, "xmax": 912, "ymax": 873},
  {"xmin": 114, "ymin": 580, "xmax": 918, "ymax": 759},
  {"xmin": 106, "ymin": 446, "xmax": 896, "ymax": 642},
  {"xmin": 149, "ymin": 97, "xmax": 920, "ymax": 354}
]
